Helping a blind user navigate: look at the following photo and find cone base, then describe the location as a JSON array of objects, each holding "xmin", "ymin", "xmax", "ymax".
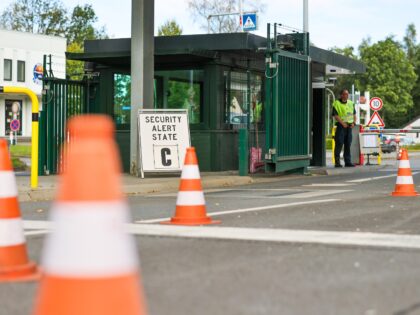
[
  {"xmin": 0, "ymin": 261, "xmax": 40, "ymax": 282},
  {"xmin": 391, "ymin": 191, "xmax": 419, "ymax": 197},
  {"xmin": 161, "ymin": 217, "xmax": 221, "ymax": 226}
]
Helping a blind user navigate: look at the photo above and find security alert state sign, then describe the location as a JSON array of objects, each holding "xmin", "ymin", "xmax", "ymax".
[{"xmin": 138, "ymin": 109, "xmax": 190, "ymax": 177}]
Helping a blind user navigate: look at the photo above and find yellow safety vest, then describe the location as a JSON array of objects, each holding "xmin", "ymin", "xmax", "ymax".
[{"xmin": 333, "ymin": 99, "xmax": 355, "ymax": 124}]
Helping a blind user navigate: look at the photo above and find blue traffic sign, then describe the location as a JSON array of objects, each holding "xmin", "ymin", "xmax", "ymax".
[{"xmin": 242, "ymin": 13, "xmax": 257, "ymax": 31}]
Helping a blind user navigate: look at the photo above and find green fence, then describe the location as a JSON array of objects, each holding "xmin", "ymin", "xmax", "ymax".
[{"xmin": 39, "ymin": 78, "xmax": 89, "ymax": 175}]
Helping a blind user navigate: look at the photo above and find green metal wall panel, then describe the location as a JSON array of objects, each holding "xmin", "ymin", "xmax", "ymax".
[
  {"xmin": 276, "ymin": 54, "xmax": 309, "ymax": 157},
  {"xmin": 265, "ymin": 27, "xmax": 311, "ymax": 174},
  {"xmin": 191, "ymin": 131, "xmax": 211, "ymax": 171}
]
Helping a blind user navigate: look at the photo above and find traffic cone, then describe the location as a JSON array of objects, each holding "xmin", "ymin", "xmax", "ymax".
[
  {"xmin": 392, "ymin": 149, "xmax": 419, "ymax": 197},
  {"xmin": 32, "ymin": 115, "xmax": 147, "ymax": 315},
  {"xmin": 0, "ymin": 139, "xmax": 39, "ymax": 282},
  {"xmin": 162, "ymin": 147, "xmax": 220, "ymax": 225}
]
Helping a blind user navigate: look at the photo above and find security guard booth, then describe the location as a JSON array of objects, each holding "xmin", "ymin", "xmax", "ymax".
[{"xmin": 64, "ymin": 31, "xmax": 364, "ymax": 174}]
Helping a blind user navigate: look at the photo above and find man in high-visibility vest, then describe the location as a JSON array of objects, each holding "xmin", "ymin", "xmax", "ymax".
[{"xmin": 332, "ymin": 89, "xmax": 356, "ymax": 167}]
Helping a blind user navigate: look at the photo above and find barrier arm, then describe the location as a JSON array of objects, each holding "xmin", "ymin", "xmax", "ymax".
[{"xmin": 0, "ymin": 86, "xmax": 39, "ymax": 189}]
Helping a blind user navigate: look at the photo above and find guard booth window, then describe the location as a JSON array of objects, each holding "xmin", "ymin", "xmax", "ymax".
[
  {"xmin": 114, "ymin": 74, "xmax": 131, "ymax": 128},
  {"xmin": 155, "ymin": 69, "xmax": 203, "ymax": 124},
  {"xmin": 224, "ymin": 71, "xmax": 264, "ymax": 129},
  {"xmin": 113, "ymin": 70, "xmax": 203, "ymax": 128}
]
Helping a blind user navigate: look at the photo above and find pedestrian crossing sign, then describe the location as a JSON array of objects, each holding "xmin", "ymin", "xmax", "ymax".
[{"xmin": 242, "ymin": 13, "xmax": 257, "ymax": 31}]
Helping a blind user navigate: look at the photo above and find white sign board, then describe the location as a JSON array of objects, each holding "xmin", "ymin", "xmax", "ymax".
[
  {"xmin": 138, "ymin": 109, "xmax": 190, "ymax": 177},
  {"xmin": 359, "ymin": 133, "xmax": 380, "ymax": 155}
]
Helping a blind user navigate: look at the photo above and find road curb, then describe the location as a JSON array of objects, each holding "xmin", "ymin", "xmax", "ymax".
[{"xmin": 18, "ymin": 176, "xmax": 257, "ymax": 202}]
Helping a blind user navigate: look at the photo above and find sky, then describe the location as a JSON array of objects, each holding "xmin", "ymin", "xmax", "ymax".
[{"xmin": 1, "ymin": 0, "xmax": 420, "ymax": 51}]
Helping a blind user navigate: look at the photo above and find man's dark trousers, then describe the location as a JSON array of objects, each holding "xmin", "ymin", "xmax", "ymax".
[{"xmin": 334, "ymin": 124, "xmax": 353, "ymax": 165}]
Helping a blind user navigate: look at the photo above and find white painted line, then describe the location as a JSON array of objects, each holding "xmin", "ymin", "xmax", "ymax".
[
  {"xmin": 23, "ymin": 219, "xmax": 420, "ymax": 250},
  {"xmin": 285, "ymin": 190, "xmax": 352, "ymax": 199},
  {"xmin": 347, "ymin": 172, "xmax": 420, "ymax": 183},
  {"xmin": 135, "ymin": 199, "xmax": 339, "ymax": 224},
  {"xmin": 302, "ymin": 183, "xmax": 355, "ymax": 187},
  {"xmin": 22, "ymin": 220, "xmax": 53, "ymax": 230},
  {"xmin": 125, "ymin": 224, "xmax": 420, "ymax": 250},
  {"xmin": 204, "ymin": 190, "xmax": 352, "ymax": 200},
  {"xmin": 24, "ymin": 230, "xmax": 49, "ymax": 236}
]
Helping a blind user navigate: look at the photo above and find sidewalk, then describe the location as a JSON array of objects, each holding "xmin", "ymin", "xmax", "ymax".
[
  {"xmin": 16, "ymin": 158, "xmax": 398, "ymax": 202},
  {"xmin": 16, "ymin": 172, "xmax": 286, "ymax": 202}
]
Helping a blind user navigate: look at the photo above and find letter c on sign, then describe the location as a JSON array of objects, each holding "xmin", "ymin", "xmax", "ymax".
[{"xmin": 161, "ymin": 148, "xmax": 172, "ymax": 166}]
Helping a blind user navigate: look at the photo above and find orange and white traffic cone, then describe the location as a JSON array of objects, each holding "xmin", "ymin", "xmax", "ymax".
[
  {"xmin": 32, "ymin": 115, "xmax": 147, "ymax": 315},
  {"xmin": 392, "ymin": 149, "xmax": 419, "ymax": 197},
  {"xmin": 162, "ymin": 147, "xmax": 220, "ymax": 225},
  {"xmin": 0, "ymin": 139, "xmax": 39, "ymax": 282}
]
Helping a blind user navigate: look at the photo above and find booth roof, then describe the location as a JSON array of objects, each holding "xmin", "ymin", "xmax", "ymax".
[{"xmin": 66, "ymin": 32, "xmax": 365, "ymax": 73}]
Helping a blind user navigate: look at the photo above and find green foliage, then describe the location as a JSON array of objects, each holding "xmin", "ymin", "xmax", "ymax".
[
  {"xmin": 66, "ymin": 42, "xmax": 84, "ymax": 79},
  {"xmin": 67, "ymin": 4, "xmax": 107, "ymax": 47},
  {"xmin": 11, "ymin": 157, "xmax": 28, "ymax": 171},
  {"xmin": 0, "ymin": 0, "xmax": 68, "ymax": 36},
  {"xmin": 358, "ymin": 37, "xmax": 416, "ymax": 127},
  {"xmin": 403, "ymin": 24, "xmax": 420, "ymax": 121},
  {"xmin": 158, "ymin": 19, "xmax": 182, "ymax": 36},
  {"xmin": 9, "ymin": 144, "xmax": 31, "ymax": 157}
]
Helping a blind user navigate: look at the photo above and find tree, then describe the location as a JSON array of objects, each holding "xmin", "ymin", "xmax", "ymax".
[
  {"xmin": 328, "ymin": 46, "xmax": 359, "ymax": 97},
  {"xmin": 187, "ymin": 0, "xmax": 265, "ymax": 33},
  {"xmin": 358, "ymin": 37, "xmax": 416, "ymax": 127},
  {"xmin": 158, "ymin": 19, "xmax": 183, "ymax": 36},
  {"xmin": 0, "ymin": 0, "xmax": 68, "ymax": 36},
  {"xmin": 67, "ymin": 4, "xmax": 107, "ymax": 47},
  {"xmin": 403, "ymin": 24, "xmax": 420, "ymax": 120},
  {"xmin": 0, "ymin": 0, "xmax": 107, "ymax": 79},
  {"xmin": 403, "ymin": 23, "xmax": 419, "ymax": 64},
  {"xmin": 66, "ymin": 41, "xmax": 84, "ymax": 79}
]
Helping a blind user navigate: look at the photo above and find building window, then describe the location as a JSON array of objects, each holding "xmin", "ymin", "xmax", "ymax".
[
  {"xmin": 4, "ymin": 59, "xmax": 12, "ymax": 81},
  {"xmin": 155, "ymin": 69, "xmax": 203, "ymax": 124},
  {"xmin": 17, "ymin": 61, "xmax": 25, "ymax": 82},
  {"xmin": 5, "ymin": 100, "xmax": 22, "ymax": 136}
]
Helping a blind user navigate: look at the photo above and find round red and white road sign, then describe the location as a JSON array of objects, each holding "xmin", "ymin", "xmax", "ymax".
[{"xmin": 369, "ymin": 97, "xmax": 383, "ymax": 111}]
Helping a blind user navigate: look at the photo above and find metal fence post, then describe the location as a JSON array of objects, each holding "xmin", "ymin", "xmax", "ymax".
[{"xmin": 239, "ymin": 128, "xmax": 248, "ymax": 176}]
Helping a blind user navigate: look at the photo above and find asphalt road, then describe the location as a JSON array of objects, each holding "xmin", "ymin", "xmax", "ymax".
[{"xmin": 4, "ymin": 158, "xmax": 420, "ymax": 315}]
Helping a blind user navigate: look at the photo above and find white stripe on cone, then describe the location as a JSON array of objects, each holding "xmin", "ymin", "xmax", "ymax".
[
  {"xmin": 396, "ymin": 176, "xmax": 414, "ymax": 185},
  {"xmin": 398, "ymin": 160, "xmax": 411, "ymax": 168},
  {"xmin": 0, "ymin": 218, "xmax": 25, "ymax": 246},
  {"xmin": 0, "ymin": 171, "xmax": 18, "ymax": 198},
  {"xmin": 181, "ymin": 165, "xmax": 201, "ymax": 179},
  {"xmin": 42, "ymin": 201, "xmax": 139, "ymax": 277},
  {"xmin": 176, "ymin": 191, "xmax": 205, "ymax": 206}
]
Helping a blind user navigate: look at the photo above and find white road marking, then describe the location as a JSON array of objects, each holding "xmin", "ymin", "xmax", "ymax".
[
  {"xmin": 347, "ymin": 172, "xmax": 420, "ymax": 183},
  {"xmin": 23, "ymin": 220, "xmax": 52, "ymax": 230},
  {"xmin": 145, "ymin": 189, "xmax": 350, "ymax": 200},
  {"xmin": 302, "ymin": 183, "xmax": 355, "ymax": 187},
  {"xmin": 135, "ymin": 199, "xmax": 339, "ymax": 223},
  {"xmin": 24, "ymin": 230, "xmax": 49, "ymax": 236},
  {"xmin": 284, "ymin": 190, "xmax": 352, "ymax": 199},
  {"xmin": 23, "ymin": 221, "xmax": 420, "ymax": 250}
]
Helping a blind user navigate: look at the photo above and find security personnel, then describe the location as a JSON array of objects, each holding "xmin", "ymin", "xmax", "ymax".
[{"xmin": 332, "ymin": 89, "xmax": 356, "ymax": 167}]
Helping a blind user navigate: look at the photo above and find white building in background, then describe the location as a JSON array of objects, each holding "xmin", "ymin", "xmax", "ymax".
[
  {"xmin": 402, "ymin": 116, "xmax": 420, "ymax": 143},
  {"xmin": 0, "ymin": 29, "xmax": 66, "ymax": 138}
]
